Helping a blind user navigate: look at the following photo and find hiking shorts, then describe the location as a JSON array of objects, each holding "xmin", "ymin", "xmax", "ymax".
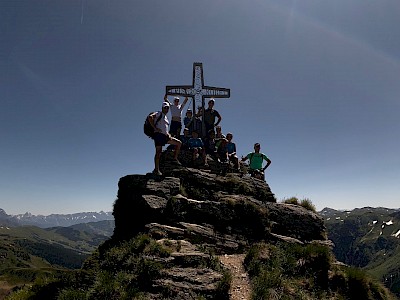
[
  {"xmin": 169, "ymin": 120, "xmax": 181, "ymax": 135},
  {"xmin": 154, "ymin": 132, "xmax": 169, "ymax": 147}
]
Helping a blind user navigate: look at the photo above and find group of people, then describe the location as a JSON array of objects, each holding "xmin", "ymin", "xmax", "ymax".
[{"xmin": 147, "ymin": 96, "xmax": 271, "ymax": 177}]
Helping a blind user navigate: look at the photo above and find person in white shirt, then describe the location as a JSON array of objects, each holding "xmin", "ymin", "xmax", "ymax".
[
  {"xmin": 148, "ymin": 102, "xmax": 182, "ymax": 175},
  {"xmin": 164, "ymin": 95, "xmax": 189, "ymax": 137}
]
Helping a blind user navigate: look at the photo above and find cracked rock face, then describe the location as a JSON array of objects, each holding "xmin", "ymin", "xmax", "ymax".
[{"xmin": 108, "ymin": 168, "xmax": 327, "ymax": 299}]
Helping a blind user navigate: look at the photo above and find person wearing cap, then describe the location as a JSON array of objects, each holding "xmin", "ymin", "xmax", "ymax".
[
  {"xmin": 201, "ymin": 98, "xmax": 222, "ymax": 137},
  {"xmin": 164, "ymin": 95, "xmax": 189, "ymax": 137},
  {"xmin": 148, "ymin": 102, "xmax": 182, "ymax": 176},
  {"xmin": 241, "ymin": 143, "xmax": 271, "ymax": 179}
]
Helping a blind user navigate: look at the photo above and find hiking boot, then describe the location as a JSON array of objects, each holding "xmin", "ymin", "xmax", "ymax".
[{"xmin": 153, "ymin": 169, "xmax": 162, "ymax": 176}]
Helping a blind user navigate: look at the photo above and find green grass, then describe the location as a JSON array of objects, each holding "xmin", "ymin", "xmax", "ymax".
[
  {"xmin": 244, "ymin": 242, "xmax": 395, "ymax": 300},
  {"xmin": 281, "ymin": 197, "xmax": 317, "ymax": 212},
  {"xmin": 5, "ymin": 233, "xmax": 233, "ymax": 300}
]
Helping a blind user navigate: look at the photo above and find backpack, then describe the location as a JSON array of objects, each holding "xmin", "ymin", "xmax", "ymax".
[{"xmin": 144, "ymin": 112, "xmax": 162, "ymax": 139}]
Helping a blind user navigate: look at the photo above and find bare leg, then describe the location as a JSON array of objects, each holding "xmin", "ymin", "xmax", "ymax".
[
  {"xmin": 201, "ymin": 148, "xmax": 207, "ymax": 165},
  {"xmin": 154, "ymin": 146, "xmax": 162, "ymax": 173},
  {"xmin": 168, "ymin": 137, "xmax": 181, "ymax": 160},
  {"xmin": 192, "ymin": 148, "xmax": 198, "ymax": 162}
]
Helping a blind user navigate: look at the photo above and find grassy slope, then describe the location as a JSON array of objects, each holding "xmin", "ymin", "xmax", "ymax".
[
  {"xmin": 323, "ymin": 207, "xmax": 400, "ymax": 297},
  {"xmin": 0, "ymin": 222, "xmax": 113, "ymax": 298}
]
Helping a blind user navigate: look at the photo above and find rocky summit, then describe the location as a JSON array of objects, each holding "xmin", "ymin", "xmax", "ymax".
[
  {"xmin": 105, "ymin": 163, "xmax": 327, "ymax": 298},
  {"xmin": 7, "ymin": 159, "xmax": 395, "ymax": 299}
]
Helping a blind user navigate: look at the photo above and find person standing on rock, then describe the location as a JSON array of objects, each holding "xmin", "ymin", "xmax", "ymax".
[
  {"xmin": 241, "ymin": 143, "xmax": 271, "ymax": 180},
  {"xmin": 164, "ymin": 95, "xmax": 189, "ymax": 137},
  {"xmin": 199, "ymin": 99, "xmax": 222, "ymax": 137},
  {"xmin": 148, "ymin": 102, "xmax": 181, "ymax": 176}
]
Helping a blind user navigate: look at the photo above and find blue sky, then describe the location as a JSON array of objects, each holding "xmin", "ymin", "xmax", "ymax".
[{"xmin": 1, "ymin": 0, "xmax": 399, "ymax": 215}]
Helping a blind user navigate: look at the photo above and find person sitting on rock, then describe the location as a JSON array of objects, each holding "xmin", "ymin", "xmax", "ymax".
[
  {"xmin": 226, "ymin": 132, "xmax": 239, "ymax": 171},
  {"xmin": 179, "ymin": 128, "xmax": 191, "ymax": 150},
  {"xmin": 204, "ymin": 129, "xmax": 217, "ymax": 159},
  {"xmin": 148, "ymin": 102, "xmax": 182, "ymax": 176},
  {"xmin": 164, "ymin": 95, "xmax": 188, "ymax": 138},
  {"xmin": 188, "ymin": 130, "xmax": 207, "ymax": 166},
  {"xmin": 216, "ymin": 138, "xmax": 229, "ymax": 163},
  {"xmin": 215, "ymin": 125, "xmax": 226, "ymax": 148},
  {"xmin": 215, "ymin": 125, "xmax": 226, "ymax": 139},
  {"xmin": 241, "ymin": 143, "xmax": 271, "ymax": 180}
]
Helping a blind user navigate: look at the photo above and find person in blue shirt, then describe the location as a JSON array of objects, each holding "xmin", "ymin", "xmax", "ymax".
[{"xmin": 188, "ymin": 131, "xmax": 207, "ymax": 166}]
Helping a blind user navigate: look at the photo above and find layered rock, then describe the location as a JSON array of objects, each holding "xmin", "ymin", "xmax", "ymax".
[{"xmin": 107, "ymin": 165, "xmax": 327, "ymax": 298}]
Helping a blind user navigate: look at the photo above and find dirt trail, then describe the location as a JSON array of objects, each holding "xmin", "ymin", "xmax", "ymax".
[{"xmin": 219, "ymin": 254, "xmax": 251, "ymax": 300}]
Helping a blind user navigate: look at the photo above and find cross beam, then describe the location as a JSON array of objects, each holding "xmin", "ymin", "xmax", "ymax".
[{"xmin": 166, "ymin": 62, "xmax": 230, "ymax": 136}]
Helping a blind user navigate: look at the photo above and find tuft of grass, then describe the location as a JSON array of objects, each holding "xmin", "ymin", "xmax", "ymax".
[
  {"xmin": 281, "ymin": 197, "xmax": 316, "ymax": 212},
  {"xmin": 215, "ymin": 270, "xmax": 232, "ymax": 299},
  {"xmin": 282, "ymin": 197, "xmax": 299, "ymax": 205},
  {"xmin": 300, "ymin": 198, "xmax": 316, "ymax": 212}
]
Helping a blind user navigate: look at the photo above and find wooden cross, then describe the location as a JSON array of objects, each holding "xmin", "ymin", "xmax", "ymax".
[{"xmin": 166, "ymin": 62, "xmax": 230, "ymax": 136}]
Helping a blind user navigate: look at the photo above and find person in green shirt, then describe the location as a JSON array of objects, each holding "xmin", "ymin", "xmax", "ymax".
[{"xmin": 241, "ymin": 143, "xmax": 271, "ymax": 179}]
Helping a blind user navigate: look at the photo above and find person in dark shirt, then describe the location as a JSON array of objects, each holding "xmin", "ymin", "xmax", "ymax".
[
  {"xmin": 216, "ymin": 138, "xmax": 229, "ymax": 163},
  {"xmin": 204, "ymin": 129, "xmax": 217, "ymax": 159},
  {"xmin": 202, "ymin": 99, "xmax": 221, "ymax": 135},
  {"xmin": 226, "ymin": 132, "xmax": 239, "ymax": 170},
  {"xmin": 179, "ymin": 128, "xmax": 191, "ymax": 150}
]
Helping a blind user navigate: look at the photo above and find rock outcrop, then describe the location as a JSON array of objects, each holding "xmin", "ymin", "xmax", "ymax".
[{"xmin": 105, "ymin": 164, "xmax": 327, "ymax": 299}]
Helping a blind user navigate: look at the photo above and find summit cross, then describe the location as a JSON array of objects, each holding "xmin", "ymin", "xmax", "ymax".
[{"xmin": 166, "ymin": 62, "xmax": 230, "ymax": 135}]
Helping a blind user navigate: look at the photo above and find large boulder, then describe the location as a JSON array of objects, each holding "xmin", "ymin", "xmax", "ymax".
[{"xmin": 112, "ymin": 168, "xmax": 325, "ymax": 245}]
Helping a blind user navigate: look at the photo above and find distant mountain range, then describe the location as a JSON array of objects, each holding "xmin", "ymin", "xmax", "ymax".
[
  {"xmin": 0, "ymin": 208, "xmax": 113, "ymax": 228},
  {"xmin": 321, "ymin": 207, "xmax": 400, "ymax": 297}
]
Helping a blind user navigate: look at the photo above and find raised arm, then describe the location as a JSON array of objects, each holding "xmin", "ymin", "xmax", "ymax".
[
  {"xmin": 181, "ymin": 97, "xmax": 189, "ymax": 109},
  {"xmin": 163, "ymin": 95, "xmax": 172, "ymax": 106}
]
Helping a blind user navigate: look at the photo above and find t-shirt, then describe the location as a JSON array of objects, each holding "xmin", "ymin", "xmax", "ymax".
[
  {"xmin": 170, "ymin": 104, "xmax": 184, "ymax": 119},
  {"xmin": 204, "ymin": 138, "xmax": 216, "ymax": 153},
  {"xmin": 203, "ymin": 109, "xmax": 221, "ymax": 126},
  {"xmin": 217, "ymin": 144, "xmax": 228, "ymax": 160},
  {"xmin": 183, "ymin": 116, "xmax": 191, "ymax": 127},
  {"xmin": 188, "ymin": 138, "xmax": 204, "ymax": 148},
  {"xmin": 185, "ymin": 117, "xmax": 202, "ymax": 134},
  {"xmin": 246, "ymin": 152, "xmax": 269, "ymax": 170},
  {"xmin": 155, "ymin": 112, "xmax": 169, "ymax": 135},
  {"xmin": 180, "ymin": 135, "xmax": 190, "ymax": 146},
  {"xmin": 226, "ymin": 142, "xmax": 236, "ymax": 154}
]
